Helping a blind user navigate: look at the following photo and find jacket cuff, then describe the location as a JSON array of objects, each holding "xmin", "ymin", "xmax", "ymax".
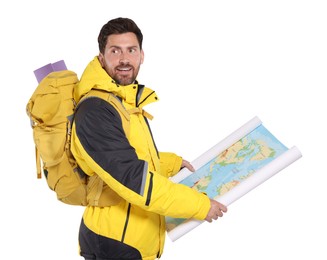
[
  {"xmin": 171, "ymin": 155, "xmax": 183, "ymax": 176},
  {"xmin": 159, "ymin": 152, "xmax": 183, "ymax": 177},
  {"xmin": 192, "ymin": 193, "xmax": 211, "ymax": 220}
]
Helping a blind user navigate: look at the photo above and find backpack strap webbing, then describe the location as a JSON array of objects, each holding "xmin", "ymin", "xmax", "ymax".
[
  {"xmin": 36, "ymin": 146, "xmax": 42, "ymax": 179},
  {"xmin": 127, "ymin": 107, "xmax": 154, "ymax": 120}
]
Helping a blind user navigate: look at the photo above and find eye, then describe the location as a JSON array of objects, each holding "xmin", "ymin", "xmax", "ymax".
[
  {"xmin": 129, "ymin": 48, "xmax": 137, "ymax": 54},
  {"xmin": 110, "ymin": 48, "xmax": 121, "ymax": 55}
]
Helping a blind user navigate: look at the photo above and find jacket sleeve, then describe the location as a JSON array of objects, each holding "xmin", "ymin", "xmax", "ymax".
[
  {"xmin": 71, "ymin": 97, "xmax": 210, "ymax": 220},
  {"xmin": 159, "ymin": 152, "xmax": 183, "ymax": 178}
]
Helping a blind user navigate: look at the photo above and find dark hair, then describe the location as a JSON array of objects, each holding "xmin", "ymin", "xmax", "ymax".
[{"xmin": 98, "ymin": 17, "xmax": 143, "ymax": 54}]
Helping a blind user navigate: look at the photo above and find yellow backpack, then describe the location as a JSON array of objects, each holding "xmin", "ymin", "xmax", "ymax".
[
  {"xmin": 26, "ymin": 61, "xmax": 124, "ymax": 206},
  {"xmin": 26, "ymin": 61, "xmax": 137, "ymax": 207},
  {"xmin": 26, "ymin": 62, "xmax": 89, "ymax": 205}
]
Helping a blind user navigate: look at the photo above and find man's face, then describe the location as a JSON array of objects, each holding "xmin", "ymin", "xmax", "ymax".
[{"xmin": 99, "ymin": 32, "xmax": 144, "ymax": 86}]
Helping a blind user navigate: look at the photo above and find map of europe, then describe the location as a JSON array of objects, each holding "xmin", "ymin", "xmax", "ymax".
[{"xmin": 166, "ymin": 125, "xmax": 288, "ymax": 232}]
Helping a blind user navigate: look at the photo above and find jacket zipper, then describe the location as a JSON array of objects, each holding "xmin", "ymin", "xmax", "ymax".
[
  {"xmin": 137, "ymin": 90, "xmax": 155, "ymax": 107},
  {"xmin": 121, "ymin": 203, "xmax": 131, "ymax": 243}
]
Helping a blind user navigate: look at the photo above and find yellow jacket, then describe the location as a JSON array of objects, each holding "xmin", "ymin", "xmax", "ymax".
[{"xmin": 71, "ymin": 57, "xmax": 210, "ymax": 259}]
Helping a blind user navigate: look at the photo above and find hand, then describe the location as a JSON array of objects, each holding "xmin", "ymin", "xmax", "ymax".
[
  {"xmin": 205, "ymin": 199, "xmax": 227, "ymax": 223},
  {"xmin": 181, "ymin": 159, "xmax": 195, "ymax": 172}
]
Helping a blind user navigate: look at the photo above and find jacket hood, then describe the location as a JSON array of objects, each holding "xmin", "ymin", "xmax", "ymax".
[{"xmin": 74, "ymin": 56, "xmax": 158, "ymax": 108}]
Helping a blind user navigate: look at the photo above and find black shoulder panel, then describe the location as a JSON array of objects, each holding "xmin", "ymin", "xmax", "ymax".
[{"xmin": 74, "ymin": 97, "xmax": 146, "ymax": 195}]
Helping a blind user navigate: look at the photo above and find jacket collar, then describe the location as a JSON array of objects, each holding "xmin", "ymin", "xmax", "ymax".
[{"xmin": 75, "ymin": 56, "xmax": 158, "ymax": 108}]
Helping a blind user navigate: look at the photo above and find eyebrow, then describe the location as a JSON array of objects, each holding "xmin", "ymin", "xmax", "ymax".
[{"xmin": 108, "ymin": 45, "xmax": 139, "ymax": 49}]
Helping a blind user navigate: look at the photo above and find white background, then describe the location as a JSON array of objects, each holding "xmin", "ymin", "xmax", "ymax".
[{"xmin": 1, "ymin": 0, "xmax": 326, "ymax": 259}]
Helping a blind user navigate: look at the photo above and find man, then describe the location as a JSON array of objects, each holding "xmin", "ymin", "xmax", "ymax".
[{"xmin": 71, "ymin": 17, "xmax": 227, "ymax": 260}]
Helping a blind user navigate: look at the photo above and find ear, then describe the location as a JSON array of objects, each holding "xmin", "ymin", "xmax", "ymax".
[
  {"xmin": 98, "ymin": 53, "xmax": 104, "ymax": 67},
  {"xmin": 140, "ymin": 49, "xmax": 144, "ymax": 64}
]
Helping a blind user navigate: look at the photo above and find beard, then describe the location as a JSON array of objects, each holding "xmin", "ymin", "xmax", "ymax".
[
  {"xmin": 112, "ymin": 64, "xmax": 141, "ymax": 86},
  {"xmin": 114, "ymin": 75, "xmax": 135, "ymax": 85}
]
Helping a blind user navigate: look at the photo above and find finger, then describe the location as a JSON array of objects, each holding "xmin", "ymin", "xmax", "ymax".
[
  {"xmin": 185, "ymin": 163, "xmax": 195, "ymax": 172},
  {"xmin": 216, "ymin": 210, "xmax": 223, "ymax": 218},
  {"xmin": 218, "ymin": 203, "xmax": 228, "ymax": 213},
  {"xmin": 205, "ymin": 217, "xmax": 213, "ymax": 223},
  {"xmin": 182, "ymin": 160, "xmax": 195, "ymax": 172}
]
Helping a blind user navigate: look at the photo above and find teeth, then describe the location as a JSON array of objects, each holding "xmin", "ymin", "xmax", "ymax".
[{"xmin": 118, "ymin": 67, "xmax": 131, "ymax": 71}]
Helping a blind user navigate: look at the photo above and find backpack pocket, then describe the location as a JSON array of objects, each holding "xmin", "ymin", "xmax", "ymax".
[{"xmin": 33, "ymin": 125, "xmax": 87, "ymax": 205}]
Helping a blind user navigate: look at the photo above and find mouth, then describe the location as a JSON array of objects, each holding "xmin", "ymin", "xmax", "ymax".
[{"xmin": 116, "ymin": 66, "xmax": 133, "ymax": 74}]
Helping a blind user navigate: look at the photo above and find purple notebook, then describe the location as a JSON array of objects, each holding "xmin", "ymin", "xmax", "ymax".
[{"xmin": 34, "ymin": 60, "xmax": 67, "ymax": 83}]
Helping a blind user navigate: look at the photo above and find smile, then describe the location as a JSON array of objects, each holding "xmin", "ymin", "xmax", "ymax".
[{"xmin": 117, "ymin": 66, "xmax": 132, "ymax": 72}]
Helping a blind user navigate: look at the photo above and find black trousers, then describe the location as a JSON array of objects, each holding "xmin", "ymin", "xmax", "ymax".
[{"xmin": 79, "ymin": 219, "xmax": 142, "ymax": 260}]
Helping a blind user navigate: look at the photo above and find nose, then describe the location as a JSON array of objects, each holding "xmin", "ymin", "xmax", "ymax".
[{"xmin": 119, "ymin": 52, "xmax": 129, "ymax": 64}]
